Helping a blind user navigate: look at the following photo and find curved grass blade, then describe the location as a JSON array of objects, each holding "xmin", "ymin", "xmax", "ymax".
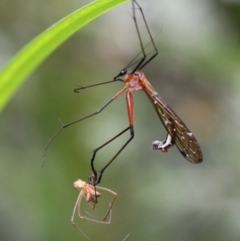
[{"xmin": 0, "ymin": 0, "xmax": 129, "ymax": 112}]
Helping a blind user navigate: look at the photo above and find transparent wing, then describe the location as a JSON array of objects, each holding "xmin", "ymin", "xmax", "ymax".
[{"xmin": 145, "ymin": 90, "xmax": 203, "ymax": 163}]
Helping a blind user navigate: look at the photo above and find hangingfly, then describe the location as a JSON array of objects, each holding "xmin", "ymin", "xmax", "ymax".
[
  {"xmin": 43, "ymin": 0, "xmax": 203, "ymax": 185},
  {"xmin": 117, "ymin": 70, "xmax": 203, "ymax": 164}
]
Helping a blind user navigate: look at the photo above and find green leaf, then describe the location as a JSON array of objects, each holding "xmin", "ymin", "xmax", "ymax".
[{"xmin": 0, "ymin": 0, "xmax": 129, "ymax": 112}]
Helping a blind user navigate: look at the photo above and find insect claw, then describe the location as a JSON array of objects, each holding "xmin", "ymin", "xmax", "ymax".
[{"xmin": 74, "ymin": 86, "xmax": 85, "ymax": 93}]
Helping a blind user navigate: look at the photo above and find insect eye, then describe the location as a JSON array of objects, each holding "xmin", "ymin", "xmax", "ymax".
[{"xmin": 120, "ymin": 69, "xmax": 127, "ymax": 76}]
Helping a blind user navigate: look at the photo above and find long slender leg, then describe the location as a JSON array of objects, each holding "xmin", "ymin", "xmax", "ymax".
[
  {"xmin": 84, "ymin": 185, "xmax": 117, "ymax": 222},
  {"xmin": 89, "ymin": 126, "xmax": 134, "ymax": 185},
  {"xmin": 113, "ymin": 0, "xmax": 158, "ymax": 80},
  {"xmin": 74, "ymin": 79, "xmax": 123, "ymax": 93},
  {"xmin": 89, "ymin": 92, "xmax": 135, "ymax": 185},
  {"xmin": 42, "ymin": 85, "xmax": 128, "ymax": 165},
  {"xmin": 71, "ymin": 193, "xmax": 91, "ymax": 241},
  {"xmin": 132, "ymin": 0, "xmax": 158, "ymax": 72}
]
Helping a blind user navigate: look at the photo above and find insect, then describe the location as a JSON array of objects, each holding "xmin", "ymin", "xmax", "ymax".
[
  {"xmin": 43, "ymin": 0, "xmax": 203, "ymax": 185},
  {"xmin": 71, "ymin": 178, "xmax": 118, "ymax": 241}
]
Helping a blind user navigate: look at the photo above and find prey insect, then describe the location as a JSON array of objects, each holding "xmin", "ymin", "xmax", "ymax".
[
  {"xmin": 71, "ymin": 179, "xmax": 117, "ymax": 241},
  {"xmin": 43, "ymin": 0, "xmax": 203, "ymax": 185}
]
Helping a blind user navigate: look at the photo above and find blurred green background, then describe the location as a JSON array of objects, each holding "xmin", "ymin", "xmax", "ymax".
[{"xmin": 1, "ymin": 0, "xmax": 240, "ymax": 240}]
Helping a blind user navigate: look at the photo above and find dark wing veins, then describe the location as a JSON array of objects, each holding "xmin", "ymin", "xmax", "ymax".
[{"xmin": 146, "ymin": 91, "xmax": 203, "ymax": 163}]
